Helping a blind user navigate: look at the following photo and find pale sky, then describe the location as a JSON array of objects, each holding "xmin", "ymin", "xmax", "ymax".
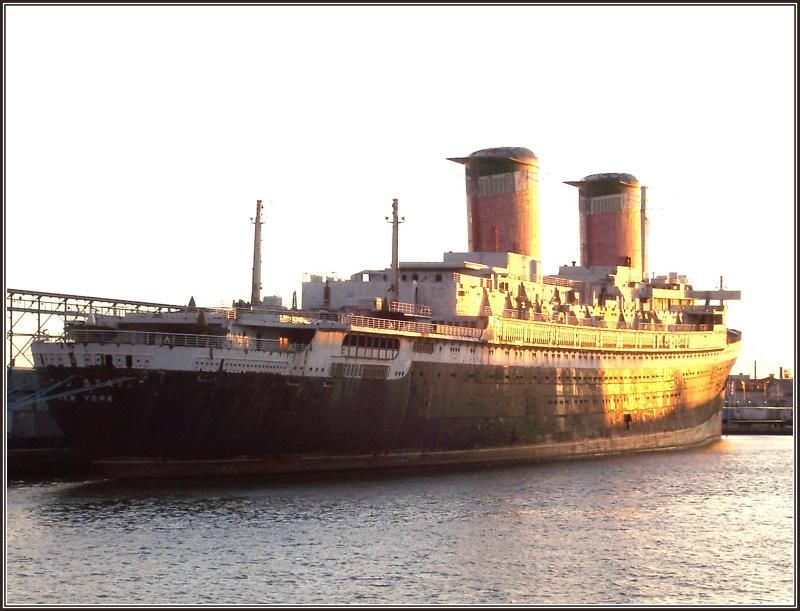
[{"xmin": 4, "ymin": 4, "xmax": 796, "ymax": 378}]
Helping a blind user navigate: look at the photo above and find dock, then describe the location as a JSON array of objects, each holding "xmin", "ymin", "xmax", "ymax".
[{"xmin": 722, "ymin": 406, "xmax": 793, "ymax": 435}]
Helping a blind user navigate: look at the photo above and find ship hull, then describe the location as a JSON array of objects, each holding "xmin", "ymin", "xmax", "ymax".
[
  {"xmin": 38, "ymin": 355, "xmax": 732, "ymax": 479},
  {"xmin": 94, "ymin": 416, "xmax": 721, "ymax": 479}
]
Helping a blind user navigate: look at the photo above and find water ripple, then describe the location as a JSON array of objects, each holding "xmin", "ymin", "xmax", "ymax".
[{"xmin": 6, "ymin": 436, "xmax": 795, "ymax": 605}]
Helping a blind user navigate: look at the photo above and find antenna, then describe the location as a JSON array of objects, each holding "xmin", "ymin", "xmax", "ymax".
[
  {"xmin": 251, "ymin": 200, "xmax": 263, "ymax": 306},
  {"xmin": 385, "ymin": 198, "xmax": 406, "ymax": 305}
]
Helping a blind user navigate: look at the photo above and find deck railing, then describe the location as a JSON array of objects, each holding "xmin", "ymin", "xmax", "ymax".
[
  {"xmin": 389, "ymin": 301, "xmax": 433, "ymax": 317},
  {"xmin": 346, "ymin": 313, "xmax": 726, "ymax": 352},
  {"xmin": 542, "ymin": 276, "xmax": 574, "ymax": 288},
  {"xmin": 492, "ymin": 317, "xmax": 727, "ymax": 352},
  {"xmin": 347, "ymin": 315, "xmax": 483, "ymax": 340},
  {"xmin": 61, "ymin": 329, "xmax": 306, "ymax": 352}
]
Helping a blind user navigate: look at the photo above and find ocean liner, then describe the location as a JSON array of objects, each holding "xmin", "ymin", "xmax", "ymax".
[{"xmin": 31, "ymin": 147, "xmax": 742, "ymax": 479}]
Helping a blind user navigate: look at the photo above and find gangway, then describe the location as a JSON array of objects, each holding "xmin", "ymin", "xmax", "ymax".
[{"xmin": 6, "ymin": 289, "xmax": 185, "ymax": 368}]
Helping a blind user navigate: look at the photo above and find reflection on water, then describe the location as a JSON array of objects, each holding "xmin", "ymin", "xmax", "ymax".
[{"xmin": 6, "ymin": 436, "xmax": 795, "ymax": 605}]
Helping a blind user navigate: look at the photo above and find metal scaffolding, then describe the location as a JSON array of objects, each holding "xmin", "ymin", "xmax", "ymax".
[{"xmin": 6, "ymin": 289, "xmax": 184, "ymax": 368}]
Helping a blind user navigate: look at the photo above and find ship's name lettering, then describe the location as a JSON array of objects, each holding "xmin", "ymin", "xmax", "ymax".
[{"xmin": 82, "ymin": 394, "xmax": 114, "ymax": 403}]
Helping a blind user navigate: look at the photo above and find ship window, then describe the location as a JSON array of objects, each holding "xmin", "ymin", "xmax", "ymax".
[
  {"xmin": 342, "ymin": 333, "xmax": 398, "ymax": 359},
  {"xmin": 435, "ymin": 274, "xmax": 442, "ymax": 282},
  {"xmin": 413, "ymin": 339, "xmax": 435, "ymax": 354}
]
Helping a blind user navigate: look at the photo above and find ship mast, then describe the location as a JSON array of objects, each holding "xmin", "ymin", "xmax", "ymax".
[
  {"xmin": 385, "ymin": 198, "xmax": 405, "ymax": 305},
  {"xmin": 251, "ymin": 199, "xmax": 263, "ymax": 306}
]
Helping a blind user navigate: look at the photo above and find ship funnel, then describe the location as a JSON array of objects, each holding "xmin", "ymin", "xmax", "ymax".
[
  {"xmin": 448, "ymin": 147, "xmax": 540, "ymax": 261},
  {"xmin": 565, "ymin": 173, "xmax": 646, "ymax": 274}
]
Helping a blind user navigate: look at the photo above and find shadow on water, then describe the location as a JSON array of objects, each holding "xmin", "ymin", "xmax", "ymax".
[
  {"xmin": 18, "ymin": 463, "xmax": 560, "ymax": 533},
  {"xmin": 30, "ymin": 460, "xmax": 541, "ymax": 497}
]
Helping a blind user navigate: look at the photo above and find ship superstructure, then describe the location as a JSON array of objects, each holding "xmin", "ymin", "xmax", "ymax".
[{"xmin": 31, "ymin": 147, "xmax": 742, "ymax": 478}]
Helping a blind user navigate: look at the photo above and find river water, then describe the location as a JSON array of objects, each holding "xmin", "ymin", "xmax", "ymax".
[{"xmin": 5, "ymin": 435, "xmax": 795, "ymax": 605}]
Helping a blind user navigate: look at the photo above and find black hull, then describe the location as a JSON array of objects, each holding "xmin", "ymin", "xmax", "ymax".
[
  {"xmin": 38, "ymin": 357, "xmax": 729, "ymax": 478},
  {"xmin": 95, "ymin": 422, "xmax": 722, "ymax": 479}
]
